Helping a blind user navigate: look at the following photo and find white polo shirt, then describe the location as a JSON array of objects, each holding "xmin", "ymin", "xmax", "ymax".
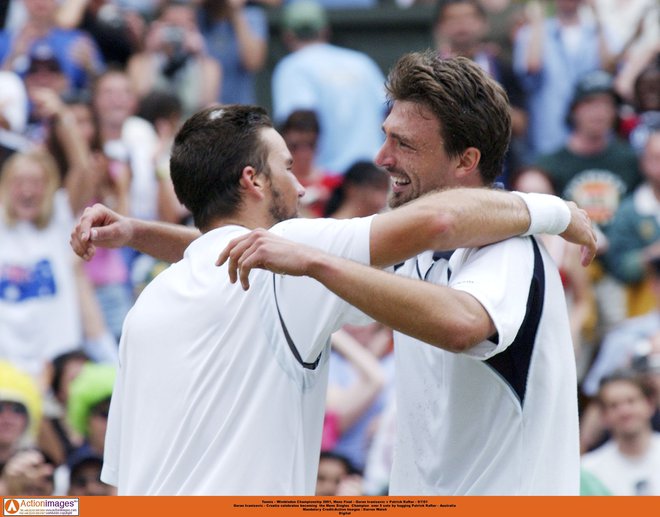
[
  {"xmin": 101, "ymin": 216, "xmax": 373, "ymax": 495},
  {"xmin": 389, "ymin": 237, "xmax": 580, "ymax": 495}
]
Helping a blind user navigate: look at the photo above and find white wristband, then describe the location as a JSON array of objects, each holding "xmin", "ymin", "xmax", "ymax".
[{"xmin": 512, "ymin": 191, "xmax": 571, "ymax": 236}]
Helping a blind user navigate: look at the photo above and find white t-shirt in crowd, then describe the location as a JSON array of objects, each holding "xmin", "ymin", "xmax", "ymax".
[
  {"xmin": 582, "ymin": 433, "xmax": 660, "ymax": 495},
  {"xmin": 389, "ymin": 237, "xmax": 580, "ymax": 495},
  {"xmin": 101, "ymin": 217, "xmax": 373, "ymax": 495},
  {"xmin": 0, "ymin": 190, "xmax": 82, "ymax": 378}
]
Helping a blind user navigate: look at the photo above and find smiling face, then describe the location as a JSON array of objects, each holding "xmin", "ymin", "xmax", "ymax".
[
  {"xmin": 375, "ymin": 101, "xmax": 462, "ymax": 209},
  {"xmin": 600, "ymin": 379, "xmax": 654, "ymax": 441}
]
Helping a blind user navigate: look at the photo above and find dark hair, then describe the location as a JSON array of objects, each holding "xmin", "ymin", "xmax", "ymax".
[
  {"xmin": 597, "ymin": 369, "xmax": 655, "ymax": 405},
  {"xmin": 50, "ymin": 350, "xmax": 91, "ymax": 400},
  {"xmin": 137, "ymin": 90, "xmax": 182, "ymax": 125},
  {"xmin": 323, "ymin": 161, "xmax": 389, "ymax": 217},
  {"xmin": 385, "ymin": 51, "xmax": 511, "ymax": 185},
  {"xmin": 319, "ymin": 451, "xmax": 360, "ymax": 476},
  {"xmin": 433, "ymin": 0, "xmax": 486, "ymax": 25},
  {"xmin": 279, "ymin": 109, "xmax": 320, "ymax": 136},
  {"xmin": 170, "ymin": 105, "xmax": 273, "ymax": 229}
]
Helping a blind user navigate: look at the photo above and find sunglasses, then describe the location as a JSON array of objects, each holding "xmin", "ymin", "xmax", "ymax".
[{"xmin": 0, "ymin": 401, "xmax": 28, "ymax": 415}]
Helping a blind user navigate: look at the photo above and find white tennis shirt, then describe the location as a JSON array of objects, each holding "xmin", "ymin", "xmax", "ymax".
[
  {"xmin": 389, "ymin": 237, "xmax": 580, "ymax": 495},
  {"xmin": 101, "ymin": 217, "xmax": 372, "ymax": 495}
]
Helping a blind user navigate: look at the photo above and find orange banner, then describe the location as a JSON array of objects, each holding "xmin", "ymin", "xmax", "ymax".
[{"xmin": 52, "ymin": 495, "xmax": 660, "ymax": 517}]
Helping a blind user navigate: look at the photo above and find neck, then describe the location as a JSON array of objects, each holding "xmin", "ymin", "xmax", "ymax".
[
  {"xmin": 616, "ymin": 427, "xmax": 652, "ymax": 457},
  {"xmin": 557, "ymin": 10, "xmax": 580, "ymax": 25},
  {"xmin": 201, "ymin": 208, "xmax": 274, "ymax": 234},
  {"xmin": 0, "ymin": 442, "xmax": 16, "ymax": 464}
]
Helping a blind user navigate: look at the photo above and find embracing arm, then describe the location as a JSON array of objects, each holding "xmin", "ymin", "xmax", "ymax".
[
  {"xmin": 70, "ymin": 204, "xmax": 200, "ymax": 263},
  {"xmin": 222, "ymin": 236, "xmax": 494, "ymax": 352},
  {"xmin": 369, "ymin": 187, "xmax": 595, "ymax": 268}
]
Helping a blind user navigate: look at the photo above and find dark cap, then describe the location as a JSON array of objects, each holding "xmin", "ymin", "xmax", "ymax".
[
  {"xmin": 281, "ymin": 0, "xmax": 328, "ymax": 39},
  {"xmin": 26, "ymin": 42, "xmax": 62, "ymax": 74},
  {"xmin": 571, "ymin": 70, "xmax": 617, "ymax": 109}
]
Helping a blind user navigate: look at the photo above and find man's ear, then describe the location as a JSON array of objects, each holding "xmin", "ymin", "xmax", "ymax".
[
  {"xmin": 454, "ymin": 147, "xmax": 481, "ymax": 180},
  {"xmin": 239, "ymin": 166, "xmax": 267, "ymax": 200}
]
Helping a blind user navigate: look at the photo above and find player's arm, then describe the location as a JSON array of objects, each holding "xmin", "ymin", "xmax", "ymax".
[
  {"xmin": 220, "ymin": 234, "xmax": 494, "ymax": 352},
  {"xmin": 70, "ymin": 203, "xmax": 200, "ymax": 263},
  {"xmin": 369, "ymin": 187, "xmax": 595, "ymax": 268}
]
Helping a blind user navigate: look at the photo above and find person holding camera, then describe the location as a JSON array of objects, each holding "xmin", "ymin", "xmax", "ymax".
[{"xmin": 126, "ymin": 1, "xmax": 221, "ymax": 118}]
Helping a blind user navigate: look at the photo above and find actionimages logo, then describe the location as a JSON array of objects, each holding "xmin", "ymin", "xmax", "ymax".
[{"xmin": 3, "ymin": 498, "xmax": 79, "ymax": 516}]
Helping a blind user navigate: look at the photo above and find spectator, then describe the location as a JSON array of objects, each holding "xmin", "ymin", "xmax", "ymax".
[
  {"xmin": 315, "ymin": 451, "xmax": 362, "ymax": 496},
  {"xmin": 513, "ymin": 0, "xmax": 621, "ymax": 160},
  {"xmin": 476, "ymin": 0, "xmax": 526, "ymax": 66},
  {"xmin": 605, "ymin": 130, "xmax": 660, "ymax": 317},
  {"xmin": 535, "ymin": 70, "xmax": 640, "ymax": 229},
  {"xmin": 432, "ymin": 0, "xmax": 527, "ymax": 183},
  {"xmin": 91, "ymin": 68, "xmax": 159, "ymax": 225},
  {"xmin": 0, "ymin": 0, "xmax": 104, "ymax": 93},
  {"xmin": 0, "ymin": 69, "xmax": 30, "ymax": 170},
  {"xmin": 0, "ymin": 361, "xmax": 52, "ymax": 496},
  {"xmin": 199, "ymin": 0, "xmax": 268, "ymax": 105},
  {"xmin": 137, "ymin": 90, "xmax": 189, "ymax": 225},
  {"xmin": 66, "ymin": 362, "xmax": 115, "ymax": 461},
  {"xmin": 127, "ymin": 0, "xmax": 221, "ymax": 118},
  {"xmin": 625, "ymin": 56, "xmax": 660, "ymax": 155},
  {"xmin": 54, "ymin": 0, "xmax": 145, "ymax": 67},
  {"xmin": 581, "ymin": 371, "xmax": 660, "ymax": 495},
  {"xmin": 272, "ymin": 0, "xmax": 386, "ymax": 174},
  {"xmin": 0, "ymin": 150, "xmax": 90, "ymax": 380},
  {"xmin": 66, "ymin": 448, "xmax": 114, "ymax": 496},
  {"xmin": 279, "ymin": 109, "xmax": 341, "ymax": 218},
  {"xmin": 323, "ymin": 161, "xmax": 389, "ymax": 219},
  {"xmin": 535, "ymin": 70, "xmax": 641, "ymax": 332},
  {"xmin": 37, "ymin": 351, "xmax": 90, "ymax": 468}
]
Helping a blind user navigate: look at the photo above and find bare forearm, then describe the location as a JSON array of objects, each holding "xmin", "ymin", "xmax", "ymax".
[
  {"xmin": 308, "ymin": 252, "xmax": 494, "ymax": 352},
  {"xmin": 370, "ymin": 188, "xmax": 529, "ymax": 267},
  {"xmin": 129, "ymin": 219, "xmax": 199, "ymax": 263}
]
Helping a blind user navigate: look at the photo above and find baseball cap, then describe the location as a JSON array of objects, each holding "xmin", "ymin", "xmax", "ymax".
[
  {"xmin": 281, "ymin": 0, "xmax": 328, "ymax": 38},
  {"xmin": 26, "ymin": 42, "xmax": 63, "ymax": 74},
  {"xmin": 571, "ymin": 70, "xmax": 617, "ymax": 109}
]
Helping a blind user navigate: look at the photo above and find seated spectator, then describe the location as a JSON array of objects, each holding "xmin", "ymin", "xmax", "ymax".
[
  {"xmin": 279, "ymin": 109, "xmax": 340, "ymax": 218},
  {"xmin": 198, "ymin": 0, "xmax": 268, "ymax": 105},
  {"xmin": 605, "ymin": 130, "xmax": 660, "ymax": 317},
  {"xmin": 0, "ymin": 0, "xmax": 104, "ymax": 93},
  {"xmin": 581, "ymin": 371, "xmax": 660, "ymax": 495},
  {"xmin": 127, "ymin": 1, "xmax": 221, "ymax": 118},
  {"xmin": 272, "ymin": 0, "xmax": 386, "ymax": 174}
]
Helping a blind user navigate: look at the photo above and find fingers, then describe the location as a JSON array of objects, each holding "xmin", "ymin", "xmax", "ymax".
[{"xmin": 216, "ymin": 229, "xmax": 269, "ymax": 289}]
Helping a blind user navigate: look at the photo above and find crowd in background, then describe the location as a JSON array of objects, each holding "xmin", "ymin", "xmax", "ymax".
[{"xmin": 0, "ymin": 0, "xmax": 659, "ymax": 497}]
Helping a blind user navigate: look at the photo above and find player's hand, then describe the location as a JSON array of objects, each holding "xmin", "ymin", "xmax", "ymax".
[
  {"xmin": 70, "ymin": 203, "xmax": 133, "ymax": 261},
  {"xmin": 559, "ymin": 202, "xmax": 597, "ymax": 267},
  {"xmin": 216, "ymin": 229, "xmax": 318, "ymax": 290}
]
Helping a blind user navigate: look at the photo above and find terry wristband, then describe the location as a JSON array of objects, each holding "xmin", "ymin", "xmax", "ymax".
[{"xmin": 512, "ymin": 191, "xmax": 571, "ymax": 236}]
